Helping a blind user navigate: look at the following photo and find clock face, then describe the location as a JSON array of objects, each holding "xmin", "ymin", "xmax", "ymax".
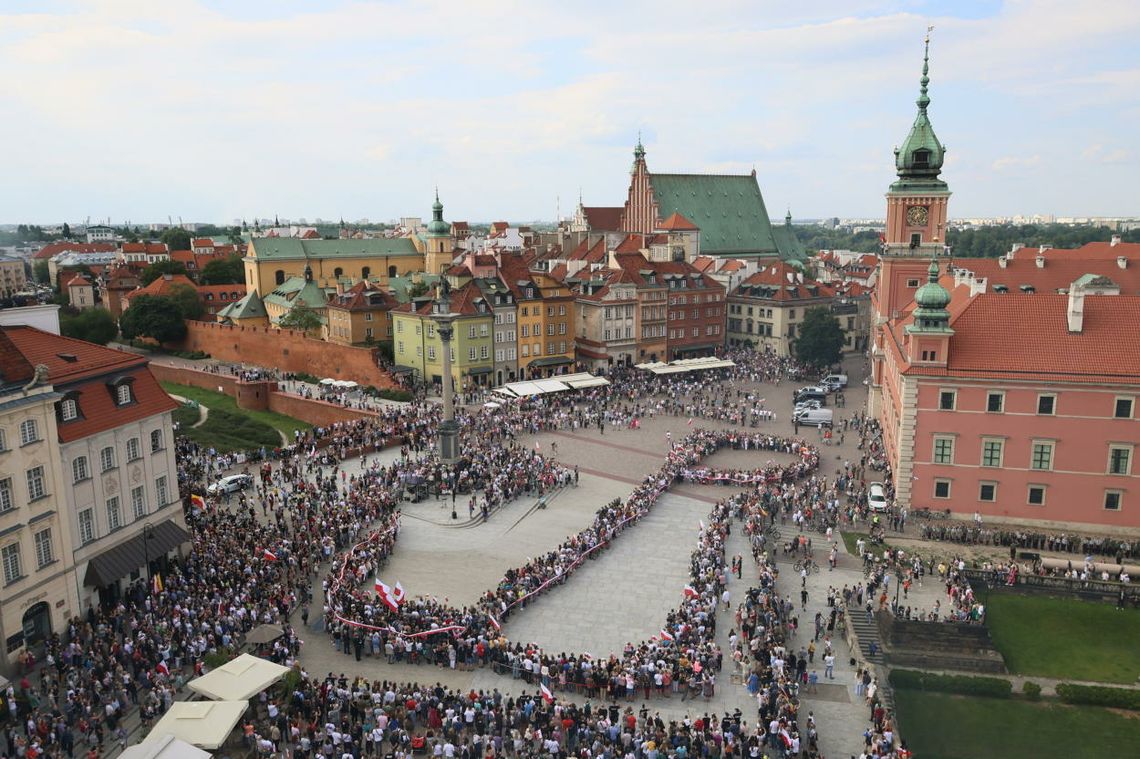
[{"xmin": 906, "ymin": 205, "xmax": 929, "ymax": 226}]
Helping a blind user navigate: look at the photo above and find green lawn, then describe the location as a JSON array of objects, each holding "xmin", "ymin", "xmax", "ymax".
[
  {"xmin": 895, "ymin": 690, "xmax": 1140, "ymax": 759},
  {"xmin": 162, "ymin": 382, "xmax": 310, "ymax": 452},
  {"xmin": 985, "ymin": 594, "xmax": 1140, "ymax": 683}
]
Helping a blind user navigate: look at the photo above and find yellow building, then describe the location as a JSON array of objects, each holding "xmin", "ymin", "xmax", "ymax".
[
  {"xmin": 0, "ymin": 255, "xmax": 28, "ymax": 297},
  {"xmin": 244, "ymin": 236, "xmax": 424, "ymax": 297},
  {"xmin": 392, "ymin": 281, "xmax": 494, "ymax": 389},
  {"xmin": 498, "ymin": 254, "xmax": 576, "ymax": 378},
  {"xmin": 325, "ymin": 280, "xmax": 399, "ymax": 346}
]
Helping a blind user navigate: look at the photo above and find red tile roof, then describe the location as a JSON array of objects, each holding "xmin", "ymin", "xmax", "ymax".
[
  {"xmin": 614, "ymin": 235, "xmax": 646, "ymax": 254},
  {"xmin": 328, "ymin": 281, "xmax": 399, "ymax": 312},
  {"xmin": 658, "ymin": 212, "xmax": 699, "ymax": 231},
  {"xmin": 731, "ymin": 262, "xmax": 835, "ymax": 301},
  {"xmin": 0, "ymin": 330, "xmax": 35, "ymax": 386},
  {"xmin": 132, "ymin": 274, "xmax": 197, "ymax": 297},
  {"xmin": 191, "ymin": 238, "xmax": 214, "ymax": 248},
  {"xmin": 395, "ymin": 280, "xmax": 489, "ymax": 316},
  {"xmin": 34, "ymin": 242, "xmax": 115, "ymax": 260},
  {"xmin": 582, "ymin": 207, "xmax": 623, "ymax": 231},
  {"xmin": 65, "ymin": 274, "xmax": 92, "ymax": 288},
  {"xmin": 0, "ymin": 326, "xmax": 179, "ymax": 440}
]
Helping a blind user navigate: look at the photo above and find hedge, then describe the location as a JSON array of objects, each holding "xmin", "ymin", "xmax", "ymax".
[
  {"xmin": 1055, "ymin": 683, "xmax": 1140, "ymax": 711},
  {"xmin": 889, "ymin": 669, "xmax": 1013, "ymax": 698}
]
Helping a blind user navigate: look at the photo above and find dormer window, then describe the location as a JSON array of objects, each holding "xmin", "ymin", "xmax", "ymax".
[
  {"xmin": 109, "ymin": 377, "xmax": 136, "ymax": 407},
  {"xmin": 61, "ymin": 398, "xmax": 79, "ymax": 422},
  {"xmin": 913, "ymin": 149, "xmax": 931, "ymax": 169}
]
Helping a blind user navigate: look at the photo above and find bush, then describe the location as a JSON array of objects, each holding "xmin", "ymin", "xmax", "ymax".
[
  {"xmin": 292, "ymin": 372, "xmax": 321, "ymax": 384},
  {"xmin": 364, "ymin": 385, "xmax": 413, "ymax": 402},
  {"xmin": 889, "ymin": 669, "xmax": 1013, "ymax": 698},
  {"xmin": 1023, "ymin": 681, "xmax": 1042, "ymax": 701},
  {"xmin": 1055, "ymin": 683, "xmax": 1140, "ymax": 711},
  {"xmin": 171, "ymin": 350, "xmax": 210, "ymax": 360}
]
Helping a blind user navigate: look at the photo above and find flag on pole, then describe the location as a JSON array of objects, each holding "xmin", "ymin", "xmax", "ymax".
[
  {"xmin": 535, "ymin": 441, "xmax": 541, "ymax": 451},
  {"xmin": 683, "ymin": 585, "xmax": 699, "ymax": 599},
  {"xmin": 540, "ymin": 683, "xmax": 555, "ymax": 704},
  {"xmin": 262, "ymin": 548, "xmax": 277, "ymax": 562},
  {"xmin": 687, "ymin": 418, "xmax": 694, "ymax": 426},
  {"xmin": 488, "ymin": 614, "xmax": 501, "ymax": 631},
  {"xmin": 392, "ymin": 581, "xmax": 406, "ymax": 605},
  {"xmin": 375, "ymin": 579, "xmax": 399, "ymax": 612},
  {"xmin": 190, "ymin": 494, "xmax": 206, "ymax": 510},
  {"xmin": 698, "ymin": 520, "xmax": 706, "ymax": 531},
  {"xmin": 156, "ymin": 660, "xmax": 170, "ymax": 676}
]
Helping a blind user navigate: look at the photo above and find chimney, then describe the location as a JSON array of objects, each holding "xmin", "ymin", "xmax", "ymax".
[
  {"xmin": 1039, "ymin": 244, "xmax": 1048, "ymax": 254},
  {"xmin": 1010, "ymin": 242, "xmax": 1024, "ymax": 254},
  {"xmin": 998, "ymin": 257, "xmax": 1008, "ymax": 269},
  {"xmin": 1067, "ymin": 286, "xmax": 1085, "ymax": 333},
  {"xmin": 1118, "ymin": 256, "xmax": 1128, "ymax": 270},
  {"xmin": 1036, "ymin": 254, "xmax": 1045, "ymax": 268},
  {"xmin": 1111, "ymin": 235, "xmax": 1122, "ymax": 247}
]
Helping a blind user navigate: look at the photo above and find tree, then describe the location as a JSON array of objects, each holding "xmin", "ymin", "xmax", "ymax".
[
  {"xmin": 407, "ymin": 280, "xmax": 429, "ymax": 298},
  {"xmin": 198, "ymin": 255, "xmax": 245, "ymax": 285},
  {"xmin": 278, "ymin": 303, "xmax": 323, "ymax": 333},
  {"xmin": 119, "ymin": 295, "xmax": 187, "ymax": 345},
  {"xmin": 167, "ymin": 283, "xmax": 204, "ymax": 320},
  {"xmin": 160, "ymin": 227, "xmax": 192, "ymax": 251},
  {"xmin": 794, "ymin": 307, "xmax": 845, "ymax": 370},
  {"xmin": 33, "ymin": 260, "xmax": 50, "ymax": 284},
  {"xmin": 60, "ymin": 308, "xmax": 118, "ymax": 345},
  {"xmin": 227, "ymin": 226, "xmax": 243, "ymax": 245},
  {"xmin": 62, "ymin": 222, "xmax": 72, "ymax": 239},
  {"xmin": 140, "ymin": 260, "xmax": 189, "ymax": 285}
]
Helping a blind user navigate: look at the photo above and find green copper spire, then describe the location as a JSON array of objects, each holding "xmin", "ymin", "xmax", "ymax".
[
  {"xmin": 632, "ymin": 133, "xmax": 646, "ymax": 173},
  {"xmin": 910, "ymin": 255, "xmax": 952, "ymax": 333},
  {"xmin": 427, "ymin": 190, "xmax": 450, "ymax": 237},
  {"xmin": 892, "ymin": 28, "xmax": 947, "ymax": 191}
]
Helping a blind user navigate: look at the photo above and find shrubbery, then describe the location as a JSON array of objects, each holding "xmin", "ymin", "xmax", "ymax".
[
  {"xmin": 1023, "ymin": 681, "xmax": 1042, "ymax": 701},
  {"xmin": 889, "ymin": 669, "xmax": 1013, "ymax": 698},
  {"xmin": 364, "ymin": 385, "xmax": 413, "ymax": 402},
  {"xmin": 1055, "ymin": 683, "xmax": 1140, "ymax": 711}
]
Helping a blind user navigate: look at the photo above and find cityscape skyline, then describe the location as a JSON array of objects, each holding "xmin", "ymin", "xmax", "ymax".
[{"xmin": 2, "ymin": 0, "xmax": 1137, "ymax": 224}]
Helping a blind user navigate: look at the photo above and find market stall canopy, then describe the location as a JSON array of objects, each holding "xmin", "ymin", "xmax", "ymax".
[
  {"xmin": 123, "ymin": 734, "xmax": 212, "ymax": 759},
  {"xmin": 187, "ymin": 654, "xmax": 290, "ymax": 701},
  {"xmin": 319, "ymin": 378, "xmax": 336, "ymax": 385},
  {"xmin": 493, "ymin": 372, "xmax": 609, "ymax": 397},
  {"xmin": 144, "ymin": 701, "xmax": 247, "ymax": 750},
  {"xmin": 636, "ymin": 357, "xmax": 735, "ymax": 374}
]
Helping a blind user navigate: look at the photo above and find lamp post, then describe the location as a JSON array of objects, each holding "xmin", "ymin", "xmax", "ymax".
[
  {"xmin": 432, "ymin": 287, "xmax": 459, "ymax": 464},
  {"xmin": 142, "ymin": 523, "xmax": 154, "ymax": 588},
  {"xmin": 894, "ymin": 566, "xmax": 904, "ymax": 615}
]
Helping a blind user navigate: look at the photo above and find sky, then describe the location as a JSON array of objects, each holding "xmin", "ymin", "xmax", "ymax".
[{"xmin": 1, "ymin": 0, "xmax": 1137, "ymax": 225}]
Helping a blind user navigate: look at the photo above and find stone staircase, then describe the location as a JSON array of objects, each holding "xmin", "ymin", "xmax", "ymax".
[{"xmin": 848, "ymin": 609, "xmax": 894, "ymax": 712}]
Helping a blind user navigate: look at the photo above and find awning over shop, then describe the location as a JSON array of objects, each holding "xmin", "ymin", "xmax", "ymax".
[
  {"xmin": 635, "ymin": 357, "xmax": 736, "ymax": 374},
  {"xmin": 492, "ymin": 372, "xmax": 609, "ymax": 398},
  {"xmin": 527, "ymin": 356, "xmax": 574, "ymax": 367},
  {"xmin": 187, "ymin": 653, "xmax": 291, "ymax": 701},
  {"xmin": 144, "ymin": 701, "xmax": 248, "ymax": 750},
  {"xmin": 466, "ymin": 366, "xmax": 493, "ymax": 375},
  {"xmin": 563, "ymin": 376, "xmax": 611, "ymax": 389},
  {"xmin": 83, "ymin": 519, "xmax": 190, "ymax": 587}
]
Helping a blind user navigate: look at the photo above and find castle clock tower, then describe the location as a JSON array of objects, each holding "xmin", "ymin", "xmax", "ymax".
[{"xmin": 870, "ymin": 31, "xmax": 951, "ymax": 416}]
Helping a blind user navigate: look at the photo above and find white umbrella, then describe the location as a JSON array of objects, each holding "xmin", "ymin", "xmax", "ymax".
[
  {"xmin": 340, "ymin": 380, "xmax": 359, "ymax": 388},
  {"xmin": 144, "ymin": 701, "xmax": 248, "ymax": 750},
  {"xmin": 319, "ymin": 378, "xmax": 336, "ymax": 385},
  {"xmin": 123, "ymin": 734, "xmax": 212, "ymax": 759}
]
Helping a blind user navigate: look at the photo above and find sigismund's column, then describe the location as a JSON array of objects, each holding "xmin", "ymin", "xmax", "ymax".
[{"xmin": 433, "ymin": 292, "xmax": 459, "ymax": 464}]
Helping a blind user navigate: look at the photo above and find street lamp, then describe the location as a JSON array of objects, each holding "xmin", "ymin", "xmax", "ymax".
[{"xmin": 142, "ymin": 523, "xmax": 154, "ymax": 588}]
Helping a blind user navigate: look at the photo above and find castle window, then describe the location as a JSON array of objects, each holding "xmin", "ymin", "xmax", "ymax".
[
  {"xmin": 913, "ymin": 149, "xmax": 931, "ymax": 169},
  {"xmin": 388, "ymin": 265, "xmax": 398, "ymax": 279},
  {"xmin": 275, "ymin": 270, "xmax": 285, "ymax": 285},
  {"xmin": 361, "ymin": 266, "xmax": 371, "ymax": 280}
]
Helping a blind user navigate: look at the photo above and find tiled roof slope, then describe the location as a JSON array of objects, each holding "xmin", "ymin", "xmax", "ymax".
[
  {"xmin": 249, "ymin": 237, "xmax": 419, "ymax": 260},
  {"xmin": 649, "ymin": 173, "xmax": 798, "ymax": 259}
]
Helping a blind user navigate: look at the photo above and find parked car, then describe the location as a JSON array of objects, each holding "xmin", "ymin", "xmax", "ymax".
[
  {"xmin": 795, "ymin": 390, "xmax": 828, "ymax": 406},
  {"xmin": 794, "ymin": 399, "xmax": 824, "ymax": 412},
  {"xmin": 821, "ymin": 374, "xmax": 849, "ymax": 392},
  {"xmin": 868, "ymin": 482, "xmax": 889, "ymax": 512},
  {"xmin": 207, "ymin": 473, "xmax": 252, "ymax": 495},
  {"xmin": 793, "ymin": 407, "xmax": 833, "ymax": 428}
]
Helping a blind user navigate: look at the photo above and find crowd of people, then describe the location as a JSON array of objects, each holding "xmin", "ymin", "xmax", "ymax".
[{"xmin": 6, "ymin": 347, "xmax": 933, "ymax": 759}]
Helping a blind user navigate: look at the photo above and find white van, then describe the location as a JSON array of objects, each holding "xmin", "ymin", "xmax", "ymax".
[
  {"xmin": 794, "ymin": 407, "xmax": 833, "ymax": 428},
  {"xmin": 821, "ymin": 374, "xmax": 848, "ymax": 391}
]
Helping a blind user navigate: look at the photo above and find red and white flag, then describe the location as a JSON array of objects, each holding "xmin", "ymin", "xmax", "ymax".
[
  {"xmin": 535, "ymin": 441, "xmax": 541, "ymax": 452},
  {"xmin": 156, "ymin": 660, "xmax": 170, "ymax": 676},
  {"xmin": 659, "ymin": 628, "xmax": 674, "ymax": 642},
  {"xmin": 375, "ymin": 579, "xmax": 399, "ymax": 612},
  {"xmin": 392, "ymin": 581, "xmax": 406, "ymax": 604},
  {"xmin": 683, "ymin": 585, "xmax": 699, "ymax": 599},
  {"xmin": 698, "ymin": 520, "xmax": 706, "ymax": 531},
  {"xmin": 540, "ymin": 683, "xmax": 555, "ymax": 704},
  {"xmin": 687, "ymin": 418, "xmax": 694, "ymax": 426},
  {"xmin": 488, "ymin": 614, "xmax": 501, "ymax": 631},
  {"xmin": 262, "ymin": 548, "xmax": 278, "ymax": 562},
  {"xmin": 190, "ymin": 493, "xmax": 207, "ymax": 511}
]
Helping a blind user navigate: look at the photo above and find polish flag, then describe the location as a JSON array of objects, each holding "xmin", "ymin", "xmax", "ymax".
[
  {"xmin": 659, "ymin": 628, "xmax": 674, "ymax": 642},
  {"xmin": 392, "ymin": 581, "xmax": 406, "ymax": 605},
  {"xmin": 540, "ymin": 683, "xmax": 555, "ymax": 704},
  {"xmin": 262, "ymin": 549, "xmax": 278, "ymax": 562},
  {"xmin": 698, "ymin": 520, "xmax": 706, "ymax": 531},
  {"xmin": 375, "ymin": 579, "xmax": 399, "ymax": 612},
  {"xmin": 488, "ymin": 614, "xmax": 501, "ymax": 631},
  {"xmin": 156, "ymin": 660, "xmax": 170, "ymax": 676},
  {"xmin": 683, "ymin": 585, "xmax": 699, "ymax": 599},
  {"xmin": 535, "ymin": 441, "xmax": 541, "ymax": 452},
  {"xmin": 687, "ymin": 418, "xmax": 694, "ymax": 426}
]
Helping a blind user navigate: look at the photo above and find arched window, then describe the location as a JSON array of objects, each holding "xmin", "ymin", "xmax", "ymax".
[
  {"xmin": 361, "ymin": 266, "xmax": 371, "ymax": 280},
  {"xmin": 388, "ymin": 265, "xmax": 398, "ymax": 279},
  {"xmin": 275, "ymin": 270, "xmax": 285, "ymax": 285},
  {"xmin": 334, "ymin": 267, "xmax": 343, "ymax": 279}
]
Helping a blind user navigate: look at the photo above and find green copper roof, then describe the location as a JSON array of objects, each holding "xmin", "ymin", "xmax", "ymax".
[
  {"xmin": 427, "ymin": 191, "xmax": 450, "ymax": 237},
  {"xmin": 650, "ymin": 173, "xmax": 802, "ymax": 260},
  {"xmin": 248, "ymin": 237, "xmax": 419, "ymax": 261},
  {"xmin": 909, "ymin": 257, "xmax": 952, "ymax": 333},
  {"xmin": 217, "ymin": 290, "xmax": 267, "ymax": 320},
  {"xmin": 893, "ymin": 35, "xmax": 947, "ymax": 192},
  {"xmin": 264, "ymin": 276, "xmax": 330, "ymax": 311}
]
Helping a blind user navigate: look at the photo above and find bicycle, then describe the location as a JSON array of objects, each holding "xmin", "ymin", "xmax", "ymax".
[{"xmin": 794, "ymin": 559, "xmax": 821, "ymax": 574}]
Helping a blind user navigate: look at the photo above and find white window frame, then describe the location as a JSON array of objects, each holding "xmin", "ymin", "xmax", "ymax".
[
  {"xmin": 131, "ymin": 485, "xmax": 147, "ymax": 519},
  {"xmin": 26, "ymin": 465, "xmax": 46, "ymax": 501},
  {"xmin": 1027, "ymin": 485, "xmax": 1046, "ymax": 507},
  {"xmin": 100, "ymin": 446, "xmax": 116, "ymax": 472},
  {"xmin": 126, "ymin": 437, "xmax": 141, "ymax": 462},
  {"xmin": 150, "ymin": 429, "xmax": 164, "ymax": 453},
  {"xmin": 2, "ymin": 543, "xmax": 22, "ymax": 584},
  {"xmin": 19, "ymin": 419, "xmax": 38, "ymax": 446},
  {"xmin": 979, "ymin": 481, "xmax": 997, "ymax": 502},
  {"xmin": 0, "ymin": 477, "xmax": 12, "ymax": 512},
  {"xmin": 932, "ymin": 436, "xmax": 955, "ymax": 465},
  {"xmin": 933, "ymin": 479, "xmax": 951, "ymax": 500},
  {"xmin": 155, "ymin": 475, "xmax": 169, "ymax": 509},
  {"xmin": 33, "ymin": 528, "xmax": 52, "ymax": 568},
  {"xmin": 1036, "ymin": 394, "xmax": 1056, "ymax": 416},
  {"xmin": 1030, "ymin": 440, "xmax": 1054, "ymax": 471},
  {"xmin": 116, "ymin": 384, "xmax": 132, "ymax": 406},
  {"xmin": 1108, "ymin": 444, "xmax": 1133, "ymax": 476},
  {"xmin": 61, "ymin": 398, "xmax": 79, "ymax": 421},
  {"xmin": 1105, "ymin": 490, "xmax": 1123, "ymax": 511},
  {"xmin": 106, "ymin": 496, "xmax": 122, "ymax": 531},
  {"xmin": 72, "ymin": 455, "xmax": 89, "ymax": 483},
  {"xmin": 78, "ymin": 508, "xmax": 95, "ymax": 544}
]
